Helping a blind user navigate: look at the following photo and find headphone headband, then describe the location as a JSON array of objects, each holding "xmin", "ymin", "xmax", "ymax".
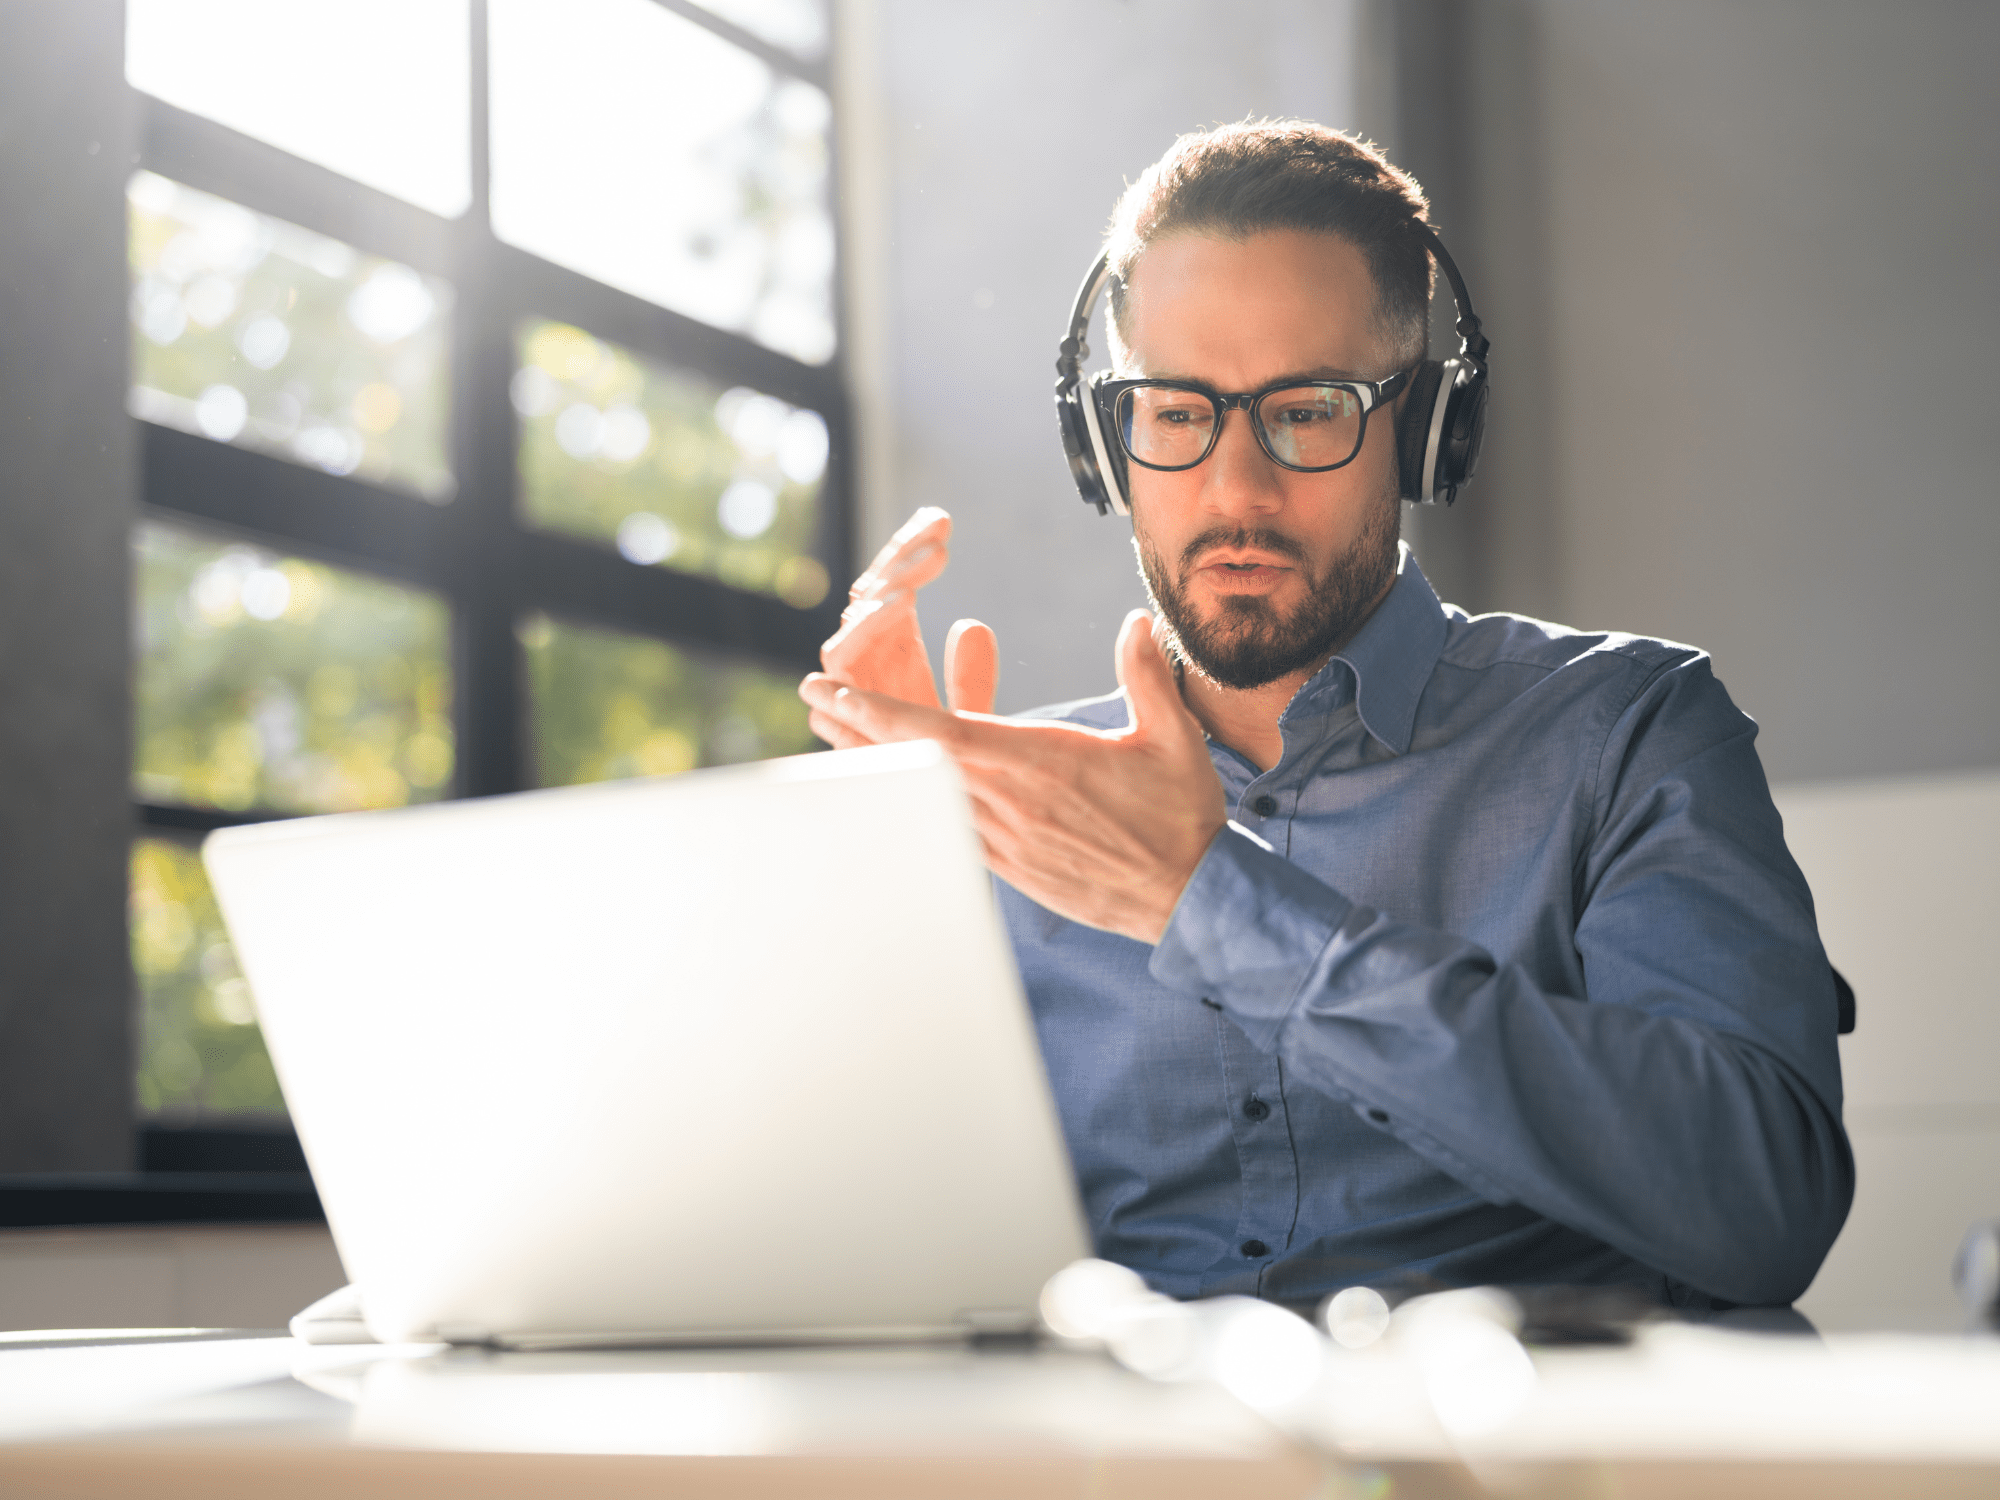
[
  {"xmin": 1054, "ymin": 222, "xmax": 1491, "ymax": 513},
  {"xmin": 1055, "ymin": 255, "xmax": 1115, "ymax": 389},
  {"xmin": 1414, "ymin": 222, "xmax": 1489, "ymax": 364}
]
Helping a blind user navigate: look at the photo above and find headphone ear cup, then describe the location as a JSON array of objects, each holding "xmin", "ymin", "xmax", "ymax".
[
  {"xmin": 1057, "ymin": 383, "xmax": 1110, "ymax": 514},
  {"xmin": 1396, "ymin": 360, "xmax": 1446, "ymax": 502},
  {"xmin": 1436, "ymin": 370, "xmax": 1489, "ymax": 500},
  {"xmin": 1078, "ymin": 374, "xmax": 1129, "ymax": 516}
]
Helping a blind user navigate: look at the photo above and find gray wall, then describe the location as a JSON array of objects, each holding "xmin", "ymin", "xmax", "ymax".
[
  {"xmin": 0, "ymin": 1224, "xmax": 344, "ymax": 1333},
  {"xmin": 0, "ymin": 0, "xmax": 137, "ymax": 1171},
  {"xmin": 1447, "ymin": 0, "xmax": 2000, "ymax": 784},
  {"xmin": 837, "ymin": 0, "xmax": 1361, "ymax": 714},
  {"xmin": 841, "ymin": 1, "xmax": 2000, "ymax": 779}
]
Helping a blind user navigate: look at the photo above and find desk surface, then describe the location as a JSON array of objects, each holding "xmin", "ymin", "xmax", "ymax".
[{"xmin": 3, "ymin": 1327, "xmax": 1999, "ymax": 1500}]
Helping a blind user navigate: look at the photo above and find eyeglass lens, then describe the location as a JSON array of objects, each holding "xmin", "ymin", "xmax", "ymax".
[{"xmin": 1118, "ymin": 385, "xmax": 1365, "ymax": 471}]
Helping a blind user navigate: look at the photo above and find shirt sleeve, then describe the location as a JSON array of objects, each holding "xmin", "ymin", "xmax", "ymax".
[{"xmin": 1148, "ymin": 652, "xmax": 1853, "ymax": 1307}]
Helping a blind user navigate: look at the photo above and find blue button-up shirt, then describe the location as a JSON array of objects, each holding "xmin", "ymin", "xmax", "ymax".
[{"xmin": 1000, "ymin": 546, "xmax": 1851, "ymax": 1310}]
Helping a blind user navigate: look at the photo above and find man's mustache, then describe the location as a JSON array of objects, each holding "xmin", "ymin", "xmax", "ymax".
[{"xmin": 1177, "ymin": 527, "xmax": 1311, "ymax": 574}]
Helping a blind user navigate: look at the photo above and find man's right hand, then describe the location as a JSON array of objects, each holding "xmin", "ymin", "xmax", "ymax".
[{"xmin": 816, "ymin": 507, "xmax": 998, "ymax": 714}]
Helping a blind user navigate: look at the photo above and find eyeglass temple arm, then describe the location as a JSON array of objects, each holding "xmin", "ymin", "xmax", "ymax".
[{"xmin": 1372, "ymin": 369, "xmax": 1411, "ymax": 406}]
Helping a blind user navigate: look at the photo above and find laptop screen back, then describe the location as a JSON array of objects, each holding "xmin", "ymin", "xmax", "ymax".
[{"xmin": 205, "ymin": 740, "xmax": 1090, "ymax": 1344}]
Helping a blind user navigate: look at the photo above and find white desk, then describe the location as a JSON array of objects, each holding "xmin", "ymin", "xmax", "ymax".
[
  {"xmin": 3, "ymin": 1326, "xmax": 1999, "ymax": 1499},
  {"xmin": 0, "ymin": 1332, "xmax": 1318, "ymax": 1499}
]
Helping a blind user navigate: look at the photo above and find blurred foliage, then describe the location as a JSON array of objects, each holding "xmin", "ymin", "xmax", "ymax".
[
  {"xmin": 134, "ymin": 521, "xmax": 454, "ymax": 814},
  {"xmin": 132, "ymin": 838, "xmax": 285, "ymax": 1118},
  {"xmin": 524, "ymin": 613, "xmax": 818, "ymax": 787},
  {"xmin": 127, "ymin": 169, "xmax": 453, "ymax": 498},
  {"xmin": 515, "ymin": 320, "xmax": 832, "ymax": 610}
]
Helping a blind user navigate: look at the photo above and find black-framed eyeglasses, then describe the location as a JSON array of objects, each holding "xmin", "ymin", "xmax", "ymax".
[{"xmin": 1098, "ymin": 371, "xmax": 1410, "ymax": 474}]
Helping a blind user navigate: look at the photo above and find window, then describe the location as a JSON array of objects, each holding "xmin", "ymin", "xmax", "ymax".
[
  {"xmin": 487, "ymin": 0, "xmax": 836, "ymax": 364},
  {"xmin": 523, "ymin": 614, "xmax": 816, "ymax": 787},
  {"xmin": 128, "ymin": 172, "xmax": 455, "ymax": 498},
  {"xmin": 125, "ymin": 0, "xmax": 845, "ymax": 1125},
  {"xmin": 134, "ymin": 521, "xmax": 456, "ymax": 815},
  {"xmin": 131, "ymin": 837, "xmax": 279, "ymax": 1115},
  {"xmin": 514, "ymin": 320, "xmax": 833, "ymax": 607}
]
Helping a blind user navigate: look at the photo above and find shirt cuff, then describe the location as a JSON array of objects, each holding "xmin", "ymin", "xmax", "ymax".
[{"xmin": 1148, "ymin": 822, "xmax": 1353, "ymax": 1049}]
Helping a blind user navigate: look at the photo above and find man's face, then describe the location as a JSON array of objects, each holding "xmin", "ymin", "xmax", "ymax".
[{"xmin": 1118, "ymin": 229, "xmax": 1404, "ymax": 691}]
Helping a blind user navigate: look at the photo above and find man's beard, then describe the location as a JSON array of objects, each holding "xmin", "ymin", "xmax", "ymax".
[{"xmin": 1135, "ymin": 495, "xmax": 1400, "ymax": 692}]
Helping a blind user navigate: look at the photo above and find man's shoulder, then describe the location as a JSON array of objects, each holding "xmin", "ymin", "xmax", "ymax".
[
  {"xmin": 1005, "ymin": 616, "xmax": 1718, "ymax": 736},
  {"xmin": 1012, "ymin": 690, "xmax": 1131, "ymax": 730},
  {"xmin": 1397, "ymin": 607, "xmax": 1755, "ymax": 811},
  {"xmin": 1438, "ymin": 606, "xmax": 1710, "ymax": 690},
  {"xmin": 1424, "ymin": 607, "xmax": 1748, "ymax": 768}
]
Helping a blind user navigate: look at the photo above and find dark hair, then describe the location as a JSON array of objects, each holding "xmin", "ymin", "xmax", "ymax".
[{"xmin": 1105, "ymin": 119, "xmax": 1434, "ymax": 369}]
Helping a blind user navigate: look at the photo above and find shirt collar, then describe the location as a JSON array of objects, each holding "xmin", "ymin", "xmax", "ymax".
[{"xmin": 1285, "ymin": 542, "xmax": 1447, "ymax": 755}]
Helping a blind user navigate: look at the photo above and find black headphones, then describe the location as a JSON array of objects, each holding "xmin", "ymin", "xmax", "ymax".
[{"xmin": 1054, "ymin": 221, "xmax": 1490, "ymax": 515}]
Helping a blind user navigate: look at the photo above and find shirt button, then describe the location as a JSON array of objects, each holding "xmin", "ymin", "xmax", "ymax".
[
  {"xmin": 1243, "ymin": 1097, "xmax": 1270, "ymax": 1121},
  {"xmin": 1241, "ymin": 1239, "xmax": 1271, "ymax": 1259},
  {"xmin": 1367, "ymin": 1108, "xmax": 1390, "ymax": 1124},
  {"xmin": 1252, "ymin": 795, "xmax": 1278, "ymax": 816}
]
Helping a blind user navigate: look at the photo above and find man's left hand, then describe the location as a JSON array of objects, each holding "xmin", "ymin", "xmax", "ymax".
[{"xmin": 800, "ymin": 610, "xmax": 1226, "ymax": 945}]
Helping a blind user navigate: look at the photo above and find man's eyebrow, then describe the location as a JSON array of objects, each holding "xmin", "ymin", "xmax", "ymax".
[
  {"xmin": 1142, "ymin": 365, "xmax": 1375, "ymax": 386},
  {"xmin": 1275, "ymin": 365, "xmax": 1374, "ymax": 384}
]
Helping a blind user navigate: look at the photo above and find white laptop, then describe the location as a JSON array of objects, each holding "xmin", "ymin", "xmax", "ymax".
[{"xmin": 204, "ymin": 739, "xmax": 1090, "ymax": 1348}]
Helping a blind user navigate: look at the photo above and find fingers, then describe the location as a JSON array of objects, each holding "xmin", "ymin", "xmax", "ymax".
[
  {"xmin": 816, "ymin": 507, "xmax": 954, "ymax": 707},
  {"xmin": 800, "ymin": 672, "xmax": 1052, "ymax": 767},
  {"xmin": 807, "ymin": 707, "xmax": 876, "ymax": 750},
  {"xmin": 944, "ymin": 618, "xmax": 999, "ymax": 715},
  {"xmin": 1113, "ymin": 609, "xmax": 1196, "ymax": 740},
  {"xmin": 822, "ymin": 589, "xmax": 916, "ymax": 663},
  {"xmin": 800, "ymin": 673, "xmax": 960, "ymax": 749},
  {"xmin": 848, "ymin": 542, "xmax": 946, "ymax": 606},
  {"xmin": 888, "ymin": 503, "xmax": 952, "ymax": 550},
  {"xmin": 851, "ymin": 507, "xmax": 951, "ymax": 601},
  {"xmin": 805, "ymin": 669, "xmax": 1117, "ymax": 786}
]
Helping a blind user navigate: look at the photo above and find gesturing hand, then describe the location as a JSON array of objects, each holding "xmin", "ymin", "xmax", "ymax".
[
  {"xmin": 817, "ymin": 507, "xmax": 999, "ymax": 713},
  {"xmin": 801, "ymin": 610, "xmax": 1226, "ymax": 945}
]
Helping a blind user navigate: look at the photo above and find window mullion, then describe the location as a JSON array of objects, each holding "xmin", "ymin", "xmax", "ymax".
[
  {"xmin": 138, "ymin": 93, "xmax": 455, "ymax": 278},
  {"xmin": 647, "ymin": 0, "xmax": 831, "ymax": 90},
  {"xmin": 448, "ymin": 0, "xmax": 528, "ymax": 800}
]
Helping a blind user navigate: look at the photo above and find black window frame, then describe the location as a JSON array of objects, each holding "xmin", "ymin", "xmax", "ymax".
[{"xmin": 129, "ymin": 0, "xmax": 850, "ymax": 1133}]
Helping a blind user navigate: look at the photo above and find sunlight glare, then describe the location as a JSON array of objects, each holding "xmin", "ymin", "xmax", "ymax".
[
  {"xmin": 126, "ymin": 0, "xmax": 472, "ymax": 218},
  {"xmin": 489, "ymin": 0, "xmax": 834, "ymax": 363}
]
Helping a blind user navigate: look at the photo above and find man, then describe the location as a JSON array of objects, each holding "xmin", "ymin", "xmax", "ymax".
[{"xmin": 801, "ymin": 122, "xmax": 1850, "ymax": 1311}]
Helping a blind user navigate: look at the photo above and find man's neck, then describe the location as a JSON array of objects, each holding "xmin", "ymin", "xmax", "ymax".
[
  {"xmin": 1177, "ymin": 661, "xmax": 1324, "ymax": 774},
  {"xmin": 1173, "ymin": 577, "xmax": 1398, "ymax": 774}
]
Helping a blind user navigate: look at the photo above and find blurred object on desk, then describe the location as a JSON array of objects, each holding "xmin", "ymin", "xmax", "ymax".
[{"xmin": 1954, "ymin": 1219, "xmax": 2000, "ymax": 1331}]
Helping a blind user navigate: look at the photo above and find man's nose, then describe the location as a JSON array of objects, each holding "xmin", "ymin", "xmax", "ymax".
[{"xmin": 1198, "ymin": 408, "xmax": 1285, "ymax": 519}]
